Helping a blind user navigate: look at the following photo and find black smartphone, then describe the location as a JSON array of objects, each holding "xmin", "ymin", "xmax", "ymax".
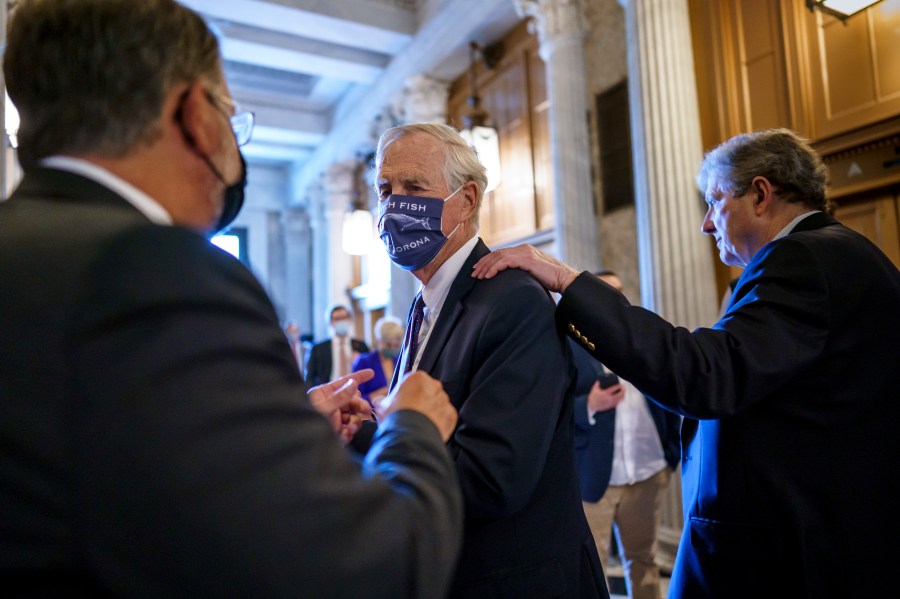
[{"xmin": 597, "ymin": 372, "xmax": 619, "ymax": 389}]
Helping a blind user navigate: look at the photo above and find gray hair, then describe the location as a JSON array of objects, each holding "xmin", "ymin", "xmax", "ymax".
[
  {"xmin": 374, "ymin": 122, "xmax": 488, "ymax": 228},
  {"xmin": 4, "ymin": 0, "xmax": 221, "ymax": 169},
  {"xmin": 696, "ymin": 128, "xmax": 830, "ymax": 213},
  {"xmin": 374, "ymin": 315, "xmax": 404, "ymax": 342}
]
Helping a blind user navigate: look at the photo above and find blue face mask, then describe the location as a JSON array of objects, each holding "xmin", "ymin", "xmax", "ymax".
[{"xmin": 377, "ymin": 186, "xmax": 463, "ymax": 271}]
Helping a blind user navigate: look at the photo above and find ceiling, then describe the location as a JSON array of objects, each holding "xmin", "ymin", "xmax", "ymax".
[{"xmin": 179, "ymin": 0, "xmax": 522, "ymax": 200}]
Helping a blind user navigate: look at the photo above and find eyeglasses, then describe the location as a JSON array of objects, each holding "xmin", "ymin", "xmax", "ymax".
[{"xmin": 205, "ymin": 91, "xmax": 255, "ymax": 147}]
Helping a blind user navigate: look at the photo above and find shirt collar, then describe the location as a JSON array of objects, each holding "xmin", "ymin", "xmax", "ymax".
[
  {"xmin": 420, "ymin": 235, "xmax": 479, "ymax": 315},
  {"xmin": 39, "ymin": 156, "xmax": 173, "ymax": 225},
  {"xmin": 773, "ymin": 210, "xmax": 819, "ymax": 241}
]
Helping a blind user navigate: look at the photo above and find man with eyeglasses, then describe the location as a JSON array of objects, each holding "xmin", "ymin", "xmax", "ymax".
[{"xmin": 0, "ymin": 1, "xmax": 462, "ymax": 597}]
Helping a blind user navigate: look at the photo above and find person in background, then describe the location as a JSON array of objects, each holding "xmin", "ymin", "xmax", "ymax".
[
  {"xmin": 283, "ymin": 321, "xmax": 304, "ymax": 375},
  {"xmin": 352, "ymin": 315, "xmax": 405, "ymax": 405},
  {"xmin": 472, "ymin": 128, "xmax": 900, "ymax": 598},
  {"xmin": 0, "ymin": 1, "xmax": 462, "ymax": 596},
  {"xmin": 304, "ymin": 303, "xmax": 369, "ymax": 387},
  {"xmin": 571, "ymin": 270, "xmax": 681, "ymax": 599},
  {"xmin": 373, "ymin": 122, "xmax": 608, "ymax": 598}
]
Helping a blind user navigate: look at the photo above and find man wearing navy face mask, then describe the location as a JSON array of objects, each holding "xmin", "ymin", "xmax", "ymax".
[{"xmin": 374, "ymin": 122, "xmax": 608, "ymax": 599}]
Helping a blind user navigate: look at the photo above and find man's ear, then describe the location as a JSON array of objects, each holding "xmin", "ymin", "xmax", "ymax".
[
  {"xmin": 173, "ymin": 81, "xmax": 217, "ymax": 155},
  {"xmin": 460, "ymin": 180, "xmax": 479, "ymax": 220},
  {"xmin": 751, "ymin": 176, "xmax": 774, "ymax": 214}
]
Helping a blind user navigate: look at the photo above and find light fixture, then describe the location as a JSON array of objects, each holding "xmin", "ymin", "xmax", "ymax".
[
  {"xmin": 5, "ymin": 92, "xmax": 19, "ymax": 149},
  {"xmin": 342, "ymin": 208, "xmax": 373, "ymax": 256},
  {"xmin": 341, "ymin": 159, "xmax": 376, "ymax": 256},
  {"xmin": 459, "ymin": 41, "xmax": 501, "ymax": 194},
  {"xmin": 806, "ymin": 0, "xmax": 884, "ymax": 21}
]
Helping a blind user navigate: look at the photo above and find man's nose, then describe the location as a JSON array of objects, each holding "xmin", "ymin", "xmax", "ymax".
[{"xmin": 700, "ymin": 209, "xmax": 714, "ymax": 234}]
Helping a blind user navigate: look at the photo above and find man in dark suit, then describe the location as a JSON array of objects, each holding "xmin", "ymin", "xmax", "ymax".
[
  {"xmin": 473, "ymin": 128, "xmax": 900, "ymax": 598},
  {"xmin": 304, "ymin": 303, "xmax": 370, "ymax": 388},
  {"xmin": 571, "ymin": 272, "xmax": 681, "ymax": 599},
  {"xmin": 374, "ymin": 123, "xmax": 608, "ymax": 598},
  {"xmin": 0, "ymin": 1, "xmax": 462, "ymax": 596}
]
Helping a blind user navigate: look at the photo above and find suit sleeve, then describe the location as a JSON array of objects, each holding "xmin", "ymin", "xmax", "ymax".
[
  {"xmin": 557, "ymin": 238, "xmax": 830, "ymax": 419},
  {"xmin": 448, "ymin": 275, "xmax": 570, "ymax": 518},
  {"xmin": 70, "ymin": 226, "xmax": 462, "ymax": 598}
]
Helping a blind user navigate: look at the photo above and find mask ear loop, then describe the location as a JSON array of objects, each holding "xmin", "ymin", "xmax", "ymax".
[{"xmin": 442, "ymin": 184, "xmax": 467, "ymax": 240}]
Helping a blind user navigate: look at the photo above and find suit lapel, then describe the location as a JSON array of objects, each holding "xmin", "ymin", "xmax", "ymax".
[{"xmin": 416, "ymin": 239, "xmax": 490, "ymax": 375}]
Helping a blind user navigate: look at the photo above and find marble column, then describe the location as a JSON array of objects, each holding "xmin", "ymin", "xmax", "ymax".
[
  {"xmin": 621, "ymin": 0, "xmax": 717, "ymax": 330},
  {"xmin": 394, "ymin": 74, "xmax": 450, "ymax": 124},
  {"xmin": 311, "ymin": 161, "xmax": 357, "ymax": 340},
  {"xmin": 280, "ymin": 207, "xmax": 314, "ymax": 336},
  {"xmin": 619, "ymin": 0, "xmax": 720, "ymax": 568},
  {"xmin": 514, "ymin": 0, "xmax": 601, "ymax": 272}
]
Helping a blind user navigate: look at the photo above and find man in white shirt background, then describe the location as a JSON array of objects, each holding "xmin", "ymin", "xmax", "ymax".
[{"xmin": 304, "ymin": 303, "xmax": 369, "ymax": 388}]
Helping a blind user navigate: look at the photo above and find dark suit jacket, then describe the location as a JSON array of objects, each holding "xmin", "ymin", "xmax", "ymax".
[
  {"xmin": 570, "ymin": 340, "xmax": 681, "ymax": 503},
  {"xmin": 0, "ymin": 167, "xmax": 462, "ymax": 597},
  {"xmin": 391, "ymin": 239, "xmax": 607, "ymax": 599},
  {"xmin": 558, "ymin": 213, "xmax": 900, "ymax": 598},
  {"xmin": 304, "ymin": 337, "xmax": 369, "ymax": 388}
]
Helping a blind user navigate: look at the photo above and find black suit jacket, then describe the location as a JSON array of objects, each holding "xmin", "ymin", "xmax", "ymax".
[
  {"xmin": 570, "ymin": 340, "xmax": 681, "ymax": 502},
  {"xmin": 558, "ymin": 213, "xmax": 900, "ymax": 598},
  {"xmin": 304, "ymin": 337, "xmax": 369, "ymax": 388},
  {"xmin": 0, "ymin": 167, "xmax": 462, "ymax": 597},
  {"xmin": 392, "ymin": 240, "xmax": 607, "ymax": 599}
]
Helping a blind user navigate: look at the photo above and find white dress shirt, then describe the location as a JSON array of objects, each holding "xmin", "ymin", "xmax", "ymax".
[
  {"xmin": 40, "ymin": 156, "xmax": 172, "ymax": 225},
  {"xmin": 408, "ymin": 235, "xmax": 479, "ymax": 373}
]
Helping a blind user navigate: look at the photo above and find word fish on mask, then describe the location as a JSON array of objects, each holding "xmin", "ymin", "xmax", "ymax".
[{"xmin": 377, "ymin": 187, "xmax": 462, "ymax": 271}]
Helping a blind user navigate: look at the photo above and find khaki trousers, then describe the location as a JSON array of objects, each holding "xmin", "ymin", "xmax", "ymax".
[{"xmin": 582, "ymin": 468, "xmax": 671, "ymax": 599}]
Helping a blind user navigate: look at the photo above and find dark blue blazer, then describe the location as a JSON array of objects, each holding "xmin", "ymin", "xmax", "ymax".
[
  {"xmin": 558, "ymin": 213, "xmax": 900, "ymax": 598},
  {"xmin": 391, "ymin": 239, "xmax": 608, "ymax": 599},
  {"xmin": 570, "ymin": 339, "xmax": 680, "ymax": 503},
  {"xmin": 303, "ymin": 336, "xmax": 369, "ymax": 388}
]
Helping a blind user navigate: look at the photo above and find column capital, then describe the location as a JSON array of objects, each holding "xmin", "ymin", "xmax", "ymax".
[
  {"xmin": 322, "ymin": 160, "xmax": 358, "ymax": 214},
  {"xmin": 393, "ymin": 74, "xmax": 450, "ymax": 124},
  {"xmin": 514, "ymin": 0, "xmax": 586, "ymax": 48}
]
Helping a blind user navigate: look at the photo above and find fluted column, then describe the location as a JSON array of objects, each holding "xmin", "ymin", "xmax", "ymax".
[
  {"xmin": 310, "ymin": 161, "xmax": 357, "ymax": 340},
  {"xmin": 515, "ymin": 0, "xmax": 600, "ymax": 272},
  {"xmin": 280, "ymin": 208, "xmax": 313, "ymax": 336},
  {"xmin": 622, "ymin": 0, "xmax": 717, "ymax": 330},
  {"xmin": 394, "ymin": 74, "xmax": 450, "ymax": 124},
  {"xmin": 620, "ymin": 0, "xmax": 719, "ymax": 569}
]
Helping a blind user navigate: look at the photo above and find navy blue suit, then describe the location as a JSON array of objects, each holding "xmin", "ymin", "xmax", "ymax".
[
  {"xmin": 570, "ymin": 340, "xmax": 680, "ymax": 503},
  {"xmin": 558, "ymin": 213, "xmax": 900, "ymax": 598},
  {"xmin": 392, "ymin": 239, "xmax": 608, "ymax": 599}
]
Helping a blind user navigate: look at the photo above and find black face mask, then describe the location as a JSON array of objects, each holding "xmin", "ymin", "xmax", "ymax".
[
  {"xmin": 213, "ymin": 151, "xmax": 247, "ymax": 234},
  {"xmin": 176, "ymin": 94, "xmax": 248, "ymax": 235}
]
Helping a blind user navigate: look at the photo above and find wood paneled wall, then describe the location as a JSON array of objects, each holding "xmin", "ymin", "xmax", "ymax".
[
  {"xmin": 447, "ymin": 22, "xmax": 552, "ymax": 247},
  {"xmin": 689, "ymin": 0, "xmax": 900, "ymax": 292}
]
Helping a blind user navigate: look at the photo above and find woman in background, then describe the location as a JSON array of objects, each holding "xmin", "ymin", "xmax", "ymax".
[{"xmin": 352, "ymin": 315, "xmax": 404, "ymax": 405}]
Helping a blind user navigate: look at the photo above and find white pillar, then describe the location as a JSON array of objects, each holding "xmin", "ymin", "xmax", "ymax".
[
  {"xmin": 623, "ymin": 0, "xmax": 717, "ymax": 330},
  {"xmin": 394, "ymin": 74, "xmax": 451, "ymax": 124},
  {"xmin": 311, "ymin": 161, "xmax": 357, "ymax": 340},
  {"xmin": 515, "ymin": 0, "xmax": 601, "ymax": 272},
  {"xmin": 280, "ymin": 208, "xmax": 313, "ymax": 335}
]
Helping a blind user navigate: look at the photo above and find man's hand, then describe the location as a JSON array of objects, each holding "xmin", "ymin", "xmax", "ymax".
[
  {"xmin": 375, "ymin": 371, "xmax": 457, "ymax": 442},
  {"xmin": 470, "ymin": 244, "xmax": 580, "ymax": 294},
  {"xmin": 587, "ymin": 381, "xmax": 625, "ymax": 414},
  {"xmin": 308, "ymin": 369, "xmax": 375, "ymax": 443}
]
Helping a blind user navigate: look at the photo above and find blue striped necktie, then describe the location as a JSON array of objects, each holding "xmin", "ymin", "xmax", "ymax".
[{"xmin": 403, "ymin": 292, "xmax": 426, "ymax": 374}]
